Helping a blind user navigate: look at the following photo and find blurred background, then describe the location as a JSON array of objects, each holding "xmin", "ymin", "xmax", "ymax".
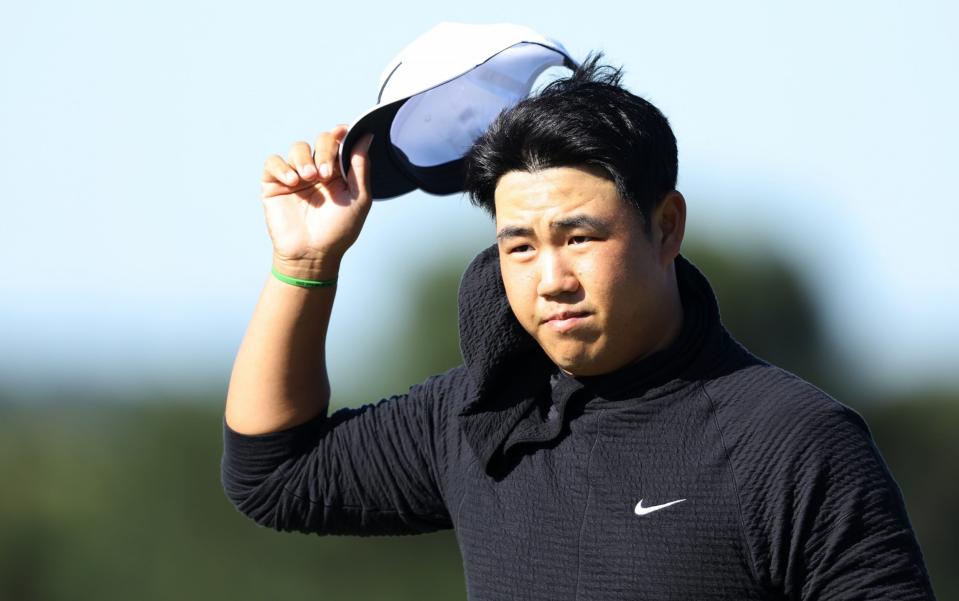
[{"xmin": 2, "ymin": 1, "xmax": 956, "ymax": 599}]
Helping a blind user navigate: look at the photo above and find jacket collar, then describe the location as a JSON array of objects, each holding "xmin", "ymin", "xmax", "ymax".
[{"xmin": 455, "ymin": 243, "xmax": 733, "ymax": 479}]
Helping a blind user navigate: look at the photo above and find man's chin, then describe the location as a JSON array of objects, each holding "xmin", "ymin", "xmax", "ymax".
[
  {"xmin": 545, "ymin": 347, "xmax": 603, "ymax": 377},
  {"xmin": 547, "ymin": 344, "xmax": 645, "ymax": 377}
]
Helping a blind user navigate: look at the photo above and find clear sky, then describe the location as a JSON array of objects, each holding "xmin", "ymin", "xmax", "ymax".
[{"xmin": 1, "ymin": 0, "xmax": 957, "ymax": 400}]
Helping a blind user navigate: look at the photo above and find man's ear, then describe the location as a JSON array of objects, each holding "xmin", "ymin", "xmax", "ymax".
[{"xmin": 654, "ymin": 191, "xmax": 686, "ymax": 265}]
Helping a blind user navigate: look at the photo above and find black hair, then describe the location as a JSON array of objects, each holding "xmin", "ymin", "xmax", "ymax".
[{"xmin": 463, "ymin": 53, "xmax": 678, "ymax": 233}]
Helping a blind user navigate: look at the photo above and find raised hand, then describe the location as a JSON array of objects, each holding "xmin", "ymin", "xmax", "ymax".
[{"xmin": 260, "ymin": 126, "xmax": 374, "ymax": 280}]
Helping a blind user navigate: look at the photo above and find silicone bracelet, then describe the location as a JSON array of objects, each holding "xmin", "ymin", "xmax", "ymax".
[{"xmin": 270, "ymin": 265, "xmax": 337, "ymax": 288}]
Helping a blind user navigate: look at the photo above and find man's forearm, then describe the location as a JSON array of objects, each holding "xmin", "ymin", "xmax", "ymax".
[
  {"xmin": 224, "ymin": 268, "xmax": 337, "ymax": 435},
  {"xmin": 228, "ymin": 124, "xmax": 372, "ymax": 435}
]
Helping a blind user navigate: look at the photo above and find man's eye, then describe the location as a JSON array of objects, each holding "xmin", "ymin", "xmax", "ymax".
[
  {"xmin": 569, "ymin": 236, "xmax": 591, "ymax": 245},
  {"xmin": 510, "ymin": 244, "xmax": 533, "ymax": 253}
]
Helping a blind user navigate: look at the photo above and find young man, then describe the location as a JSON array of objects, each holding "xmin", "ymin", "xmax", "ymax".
[{"xmin": 222, "ymin": 58, "xmax": 937, "ymax": 599}]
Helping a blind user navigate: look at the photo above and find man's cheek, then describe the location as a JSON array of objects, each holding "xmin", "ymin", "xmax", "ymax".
[
  {"xmin": 502, "ymin": 269, "xmax": 534, "ymax": 304},
  {"xmin": 502, "ymin": 285, "xmax": 531, "ymax": 332}
]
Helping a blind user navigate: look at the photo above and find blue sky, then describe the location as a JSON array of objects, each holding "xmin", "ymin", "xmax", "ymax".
[{"xmin": 1, "ymin": 1, "xmax": 957, "ymax": 400}]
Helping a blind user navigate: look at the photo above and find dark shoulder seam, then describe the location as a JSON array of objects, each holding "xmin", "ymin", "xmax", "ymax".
[
  {"xmin": 421, "ymin": 374, "xmax": 451, "ymax": 511},
  {"xmin": 699, "ymin": 381, "xmax": 767, "ymax": 594},
  {"xmin": 454, "ymin": 449, "xmax": 479, "ymax": 527},
  {"xmin": 424, "ymin": 365, "xmax": 474, "ymax": 515}
]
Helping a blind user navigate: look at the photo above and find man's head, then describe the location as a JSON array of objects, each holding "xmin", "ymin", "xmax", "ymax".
[{"xmin": 463, "ymin": 54, "xmax": 687, "ymax": 376}]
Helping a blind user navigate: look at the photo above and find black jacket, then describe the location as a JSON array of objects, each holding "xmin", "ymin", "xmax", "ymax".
[{"xmin": 222, "ymin": 246, "xmax": 936, "ymax": 600}]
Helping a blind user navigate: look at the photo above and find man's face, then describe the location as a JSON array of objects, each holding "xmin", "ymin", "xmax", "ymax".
[{"xmin": 494, "ymin": 166, "xmax": 682, "ymax": 376}]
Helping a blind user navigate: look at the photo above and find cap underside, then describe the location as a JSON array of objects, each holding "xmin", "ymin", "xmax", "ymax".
[{"xmin": 340, "ymin": 41, "xmax": 572, "ymax": 200}]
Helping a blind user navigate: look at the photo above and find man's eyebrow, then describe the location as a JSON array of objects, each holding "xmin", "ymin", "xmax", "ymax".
[
  {"xmin": 495, "ymin": 215, "xmax": 612, "ymax": 243},
  {"xmin": 549, "ymin": 214, "xmax": 611, "ymax": 234},
  {"xmin": 495, "ymin": 225, "xmax": 534, "ymax": 242}
]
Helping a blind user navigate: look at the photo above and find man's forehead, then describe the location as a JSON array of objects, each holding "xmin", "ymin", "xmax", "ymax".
[{"xmin": 493, "ymin": 170, "xmax": 629, "ymax": 234}]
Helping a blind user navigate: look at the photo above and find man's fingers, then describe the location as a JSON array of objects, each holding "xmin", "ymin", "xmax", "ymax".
[
  {"xmin": 261, "ymin": 127, "xmax": 352, "ymax": 195},
  {"xmin": 263, "ymin": 154, "xmax": 300, "ymax": 187},
  {"xmin": 288, "ymin": 141, "xmax": 317, "ymax": 181}
]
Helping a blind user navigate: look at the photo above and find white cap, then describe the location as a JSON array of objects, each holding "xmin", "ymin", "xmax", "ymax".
[{"xmin": 338, "ymin": 22, "xmax": 575, "ymax": 200}]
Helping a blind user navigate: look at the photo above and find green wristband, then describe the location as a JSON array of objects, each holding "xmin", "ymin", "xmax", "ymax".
[{"xmin": 271, "ymin": 265, "xmax": 338, "ymax": 288}]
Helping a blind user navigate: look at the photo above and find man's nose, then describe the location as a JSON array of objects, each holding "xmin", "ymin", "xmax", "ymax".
[{"xmin": 536, "ymin": 250, "xmax": 579, "ymax": 297}]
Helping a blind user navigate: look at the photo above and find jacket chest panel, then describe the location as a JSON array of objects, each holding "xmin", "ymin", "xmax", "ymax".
[
  {"xmin": 571, "ymin": 407, "xmax": 760, "ymax": 599},
  {"xmin": 452, "ymin": 403, "xmax": 760, "ymax": 599}
]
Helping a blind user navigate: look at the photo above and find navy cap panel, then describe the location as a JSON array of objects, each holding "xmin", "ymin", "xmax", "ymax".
[
  {"xmin": 341, "ymin": 97, "xmax": 466, "ymax": 200},
  {"xmin": 389, "ymin": 145, "xmax": 467, "ymax": 196},
  {"xmin": 340, "ymin": 99, "xmax": 416, "ymax": 200}
]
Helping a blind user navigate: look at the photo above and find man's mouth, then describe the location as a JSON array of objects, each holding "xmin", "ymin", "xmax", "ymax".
[{"xmin": 542, "ymin": 311, "xmax": 591, "ymax": 333}]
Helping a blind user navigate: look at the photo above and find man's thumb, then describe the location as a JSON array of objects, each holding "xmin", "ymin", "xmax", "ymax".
[{"xmin": 347, "ymin": 134, "xmax": 374, "ymax": 201}]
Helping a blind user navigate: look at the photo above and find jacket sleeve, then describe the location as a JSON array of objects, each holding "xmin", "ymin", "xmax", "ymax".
[
  {"xmin": 220, "ymin": 375, "xmax": 454, "ymax": 536},
  {"xmin": 725, "ymin": 381, "xmax": 937, "ymax": 600}
]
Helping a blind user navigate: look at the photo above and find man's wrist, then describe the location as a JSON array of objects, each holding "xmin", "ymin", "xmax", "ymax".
[{"xmin": 271, "ymin": 254, "xmax": 342, "ymax": 283}]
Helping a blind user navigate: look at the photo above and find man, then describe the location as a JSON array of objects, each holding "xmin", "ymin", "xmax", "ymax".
[{"xmin": 222, "ymin": 57, "xmax": 937, "ymax": 599}]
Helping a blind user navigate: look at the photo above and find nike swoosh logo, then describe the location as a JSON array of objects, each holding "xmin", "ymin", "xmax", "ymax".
[{"xmin": 634, "ymin": 498, "xmax": 686, "ymax": 516}]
